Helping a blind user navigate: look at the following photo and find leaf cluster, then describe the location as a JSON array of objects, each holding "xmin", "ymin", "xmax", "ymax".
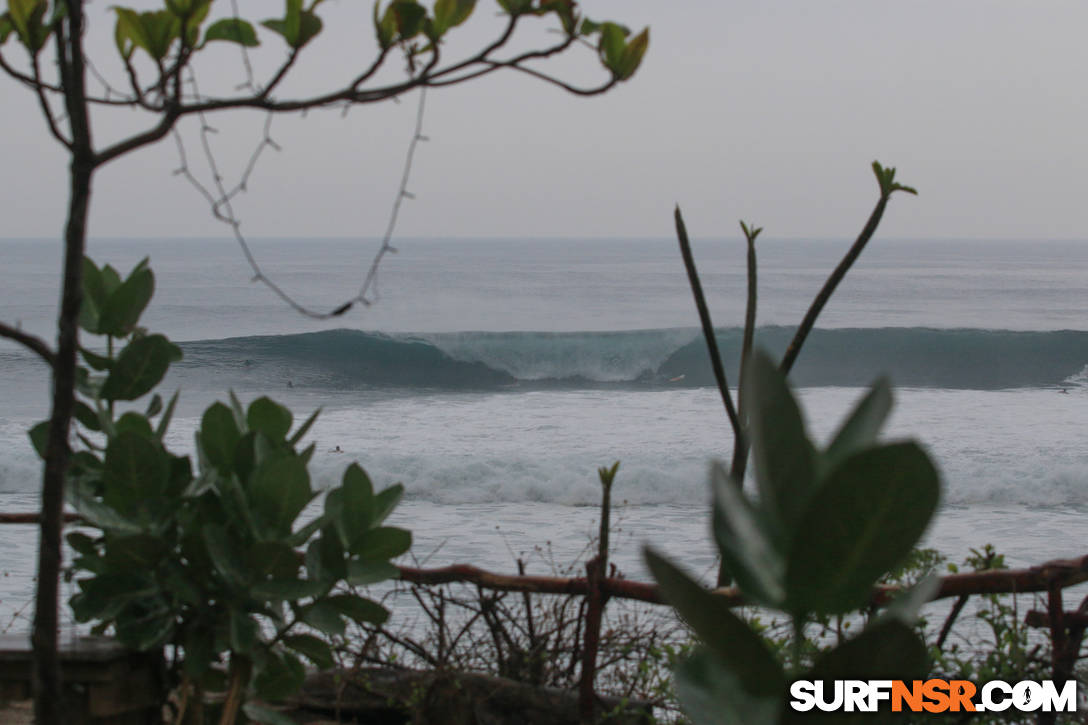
[
  {"xmin": 645, "ymin": 351, "xmax": 942, "ymax": 724},
  {"xmin": 1, "ymin": 0, "xmax": 648, "ymax": 84},
  {"xmin": 32, "ymin": 257, "xmax": 411, "ymax": 719}
]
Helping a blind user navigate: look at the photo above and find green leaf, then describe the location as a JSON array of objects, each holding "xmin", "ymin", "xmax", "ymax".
[
  {"xmin": 495, "ymin": 0, "xmax": 528, "ymax": 14},
  {"xmin": 302, "ymin": 600, "xmax": 345, "ymax": 637},
  {"xmin": 201, "ymin": 16, "xmax": 259, "ymax": 46},
  {"xmin": 328, "ymin": 593, "xmax": 389, "ymax": 626},
  {"xmin": 644, "ymin": 548, "xmax": 783, "ymax": 696},
  {"xmin": 744, "ymin": 349, "xmax": 816, "ymax": 535},
  {"xmin": 390, "ymin": 0, "xmax": 425, "ymax": 40},
  {"xmin": 72, "ymin": 400, "xmax": 102, "ymax": 432},
  {"xmin": 112, "ymin": 7, "xmax": 147, "ymax": 59},
  {"xmin": 102, "ymin": 533, "xmax": 167, "ymax": 569},
  {"xmin": 347, "ymin": 560, "xmax": 399, "ymax": 586},
  {"xmin": 228, "ymin": 389, "xmax": 247, "ymax": 430},
  {"xmin": 251, "ymin": 541, "xmax": 302, "ymax": 579},
  {"xmin": 710, "ymin": 463, "xmax": 785, "ymax": 607},
  {"xmin": 115, "ymin": 411, "xmax": 154, "ymax": 439},
  {"xmin": 370, "ymin": 483, "xmax": 404, "ymax": 527},
  {"xmin": 0, "ymin": 13, "xmax": 14, "ymax": 46},
  {"xmin": 288, "ymin": 407, "xmax": 320, "ymax": 446},
  {"xmin": 103, "ymin": 431, "xmax": 169, "ymax": 515},
  {"xmin": 144, "ymin": 393, "xmax": 163, "ymax": 418},
  {"xmin": 253, "ymin": 651, "xmax": 305, "ymax": 703},
  {"xmin": 98, "ymin": 263, "xmax": 154, "ymax": 337},
  {"xmin": 823, "ymin": 377, "xmax": 893, "ymax": 473},
  {"xmin": 283, "ymin": 633, "xmax": 335, "ymax": 669},
  {"xmin": 295, "ymin": 9, "xmax": 322, "ymax": 46},
  {"xmin": 373, "ymin": 0, "xmax": 396, "ymax": 48},
  {"xmin": 27, "ymin": 420, "xmax": 49, "ymax": 458},
  {"xmin": 166, "ymin": 453, "xmax": 192, "ymax": 497},
  {"xmin": 100, "ymin": 334, "xmax": 181, "ymax": 401},
  {"xmin": 674, "ymin": 648, "xmax": 784, "ymax": 725},
  {"xmin": 262, "ymin": 0, "xmax": 322, "ymax": 48},
  {"xmin": 199, "ymin": 401, "xmax": 242, "ymax": 472},
  {"xmin": 285, "ymin": 513, "xmax": 326, "ymax": 547},
  {"xmin": 805, "ymin": 619, "xmax": 928, "ymax": 682},
  {"xmin": 786, "ymin": 442, "xmax": 940, "ymax": 615},
  {"xmin": 230, "ymin": 611, "xmax": 260, "ymax": 654},
  {"xmin": 67, "ymin": 486, "xmax": 143, "ymax": 534},
  {"xmin": 614, "ymin": 27, "xmax": 648, "ymax": 81},
  {"xmin": 306, "ymin": 530, "xmax": 346, "ymax": 583},
  {"xmin": 339, "ymin": 463, "xmax": 374, "ymax": 541},
  {"xmin": 872, "ymin": 160, "xmax": 918, "ymax": 197},
  {"xmin": 155, "ymin": 390, "xmax": 180, "ymax": 439},
  {"xmin": 432, "ymin": 0, "xmax": 474, "ymax": 35},
  {"xmin": 248, "ymin": 456, "xmax": 313, "ymax": 536},
  {"xmin": 578, "ymin": 17, "xmax": 601, "ymax": 36},
  {"xmin": 350, "ymin": 526, "xmax": 411, "ymax": 560},
  {"xmin": 66, "ymin": 531, "xmax": 99, "ymax": 557},
  {"xmin": 247, "ymin": 396, "xmax": 293, "ymax": 441},
  {"xmin": 284, "ymin": 0, "xmax": 302, "ymax": 43},
  {"xmin": 142, "ymin": 10, "xmax": 181, "ymax": 60},
  {"xmin": 80, "ymin": 258, "xmax": 106, "ymax": 333},
  {"xmin": 203, "ymin": 525, "xmax": 250, "ymax": 590},
  {"xmin": 116, "ymin": 609, "xmax": 175, "ymax": 651},
  {"xmin": 100, "ymin": 264, "xmax": 122, "ymax": 296},
  {"xmin": 80, "ymin": 346, "xmax": 112, "ymax": 371},
  {"xmin": 8, "ymin": 0, "xmax": 48, "ymax": 52},
  {"xmin": 597, "ymin": 22, "xmax": 627, "ymax": 72}
]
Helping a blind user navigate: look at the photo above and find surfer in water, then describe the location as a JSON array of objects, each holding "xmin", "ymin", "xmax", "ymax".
[{"xmin": 668, "ymin": 374, "xmax": 685, "ymax": 383}]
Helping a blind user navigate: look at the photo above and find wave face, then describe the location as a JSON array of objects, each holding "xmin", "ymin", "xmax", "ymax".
[{"xmin": 174, "ymin": 327, "xmax": 1088, "ymax": 391}]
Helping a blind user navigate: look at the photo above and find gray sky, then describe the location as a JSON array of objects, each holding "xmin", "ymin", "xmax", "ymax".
[{"xmin": 2, "ymin": 1, "xmax": 1088, "ymax": 240}]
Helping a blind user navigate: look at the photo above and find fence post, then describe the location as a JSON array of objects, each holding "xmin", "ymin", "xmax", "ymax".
[{"xmin": 579, "ymin": 463, "xmax": 619, "ymax": 724}]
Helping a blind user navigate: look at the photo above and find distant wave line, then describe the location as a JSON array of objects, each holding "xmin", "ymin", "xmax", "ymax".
[{"xmin": 159, "ymin": 327, "xmax": 1088, "ymax": 391}]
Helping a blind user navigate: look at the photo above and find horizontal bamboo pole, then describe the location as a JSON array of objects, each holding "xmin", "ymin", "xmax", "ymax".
[
  {"xmin": 4, "ymin": 512, "xmax": 1086, "ymax": 607},
  {"xmin": 0, "ymin": 512, "xmax": 82, "ymax": 525}
]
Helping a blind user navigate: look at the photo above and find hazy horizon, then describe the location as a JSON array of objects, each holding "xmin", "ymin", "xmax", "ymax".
[{"xmin": 2, "ymin": 2, "xmax": 1088, "ymax": 243}]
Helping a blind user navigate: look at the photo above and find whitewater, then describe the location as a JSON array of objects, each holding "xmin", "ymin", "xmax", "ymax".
[{"xmin": 1, "ymin": 236, "xmax": 1087, "ymax": 629}]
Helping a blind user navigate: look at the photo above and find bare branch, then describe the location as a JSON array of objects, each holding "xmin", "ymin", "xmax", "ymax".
[
  {"xmin": 32, "ymin": 54, "xmax": 72, "ymax": 148},
  {"xmin": 0, "ymin": 322, "xmax": 56, "ymax": 368},
  {"xmin": 673, "ymin": 207, "xmax": 744, "ymax": 464},
  {"xmin": 779, "ymin": 190, "xmax": 891, "ymax": 375},
  {"xmin": 473, "ymin": 61, "xmax": 618, "ymax": 97}
]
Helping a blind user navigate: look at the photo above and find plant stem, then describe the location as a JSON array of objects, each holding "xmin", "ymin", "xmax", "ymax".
[
  {"xmin": 779, "ymin": 192, "xmax": 890, "ymax": 375},
  {"xmin": 673, "ymin": 207, "xmax": 744, "ymax": 472}
]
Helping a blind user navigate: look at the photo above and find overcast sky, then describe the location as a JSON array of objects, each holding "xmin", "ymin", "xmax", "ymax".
[{"xmin": 2, "ymin": 1, "xmax": 1087, "ymax": 241}]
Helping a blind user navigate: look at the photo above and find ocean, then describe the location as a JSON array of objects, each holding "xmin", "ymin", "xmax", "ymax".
[{"xmin": 1, "ymin": 236, "xmax": 1087, "ymax": 632}]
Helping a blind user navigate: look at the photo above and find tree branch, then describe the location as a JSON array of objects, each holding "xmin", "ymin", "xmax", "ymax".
[
  {"xmin": 779, "ymin": 191, "xmax": 890, "ymax": 376},
  {"xmin": 0, "ymin": 322, "xmax": 56, "ymax": 367},
  {"xmin": 673, "ymin": 207, "xmax": 744, "ymax": 462}
]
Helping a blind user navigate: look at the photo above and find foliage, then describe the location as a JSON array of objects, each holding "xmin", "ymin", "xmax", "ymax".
[
  {"xmin": 644, "ymin": 350, "xmax": 942, "ymax": 724},
  {"xmin": 33, "ymin": 257, "xmax": 410, "ymax": 723},
  {"xmin": 920, "ymin": 546, "xmax": 1051, "ymax": 725},
  {"xmin": 1, "ymin": 2, "xmax": 649, "ymax": 722}
]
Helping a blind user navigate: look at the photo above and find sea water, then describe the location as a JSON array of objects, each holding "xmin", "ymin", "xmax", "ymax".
[{"xmin": 1, "ymin": 237, "xmax": 1087, "ymax": 632}]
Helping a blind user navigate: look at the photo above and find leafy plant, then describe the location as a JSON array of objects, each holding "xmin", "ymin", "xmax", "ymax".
[
  {"xmin": 35, "ymin": 257, "xmax": 410, "ymax": 725},
  {"xmin": 0, "ymin": 3, "xmax": 649, "ymax": 720},
  {"xmin": 644, "ymin": 350, "xmax": 942, "ymax": 724}
]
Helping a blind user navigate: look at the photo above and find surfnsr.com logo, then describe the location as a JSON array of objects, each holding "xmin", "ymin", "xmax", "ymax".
[{"xmin": 789, "ymin": 679, "xmax": 1077, "ymax": 714}]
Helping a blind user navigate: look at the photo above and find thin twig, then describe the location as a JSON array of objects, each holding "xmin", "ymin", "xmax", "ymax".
[{"xmin": 935, "ymin": 594, "xmax": 970, "ymax": 651}]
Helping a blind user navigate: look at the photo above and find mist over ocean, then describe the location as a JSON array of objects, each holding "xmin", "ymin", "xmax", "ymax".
[{"xmin": 2, "ymin": 236, "xmax": 1088, "ymax": 625}]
